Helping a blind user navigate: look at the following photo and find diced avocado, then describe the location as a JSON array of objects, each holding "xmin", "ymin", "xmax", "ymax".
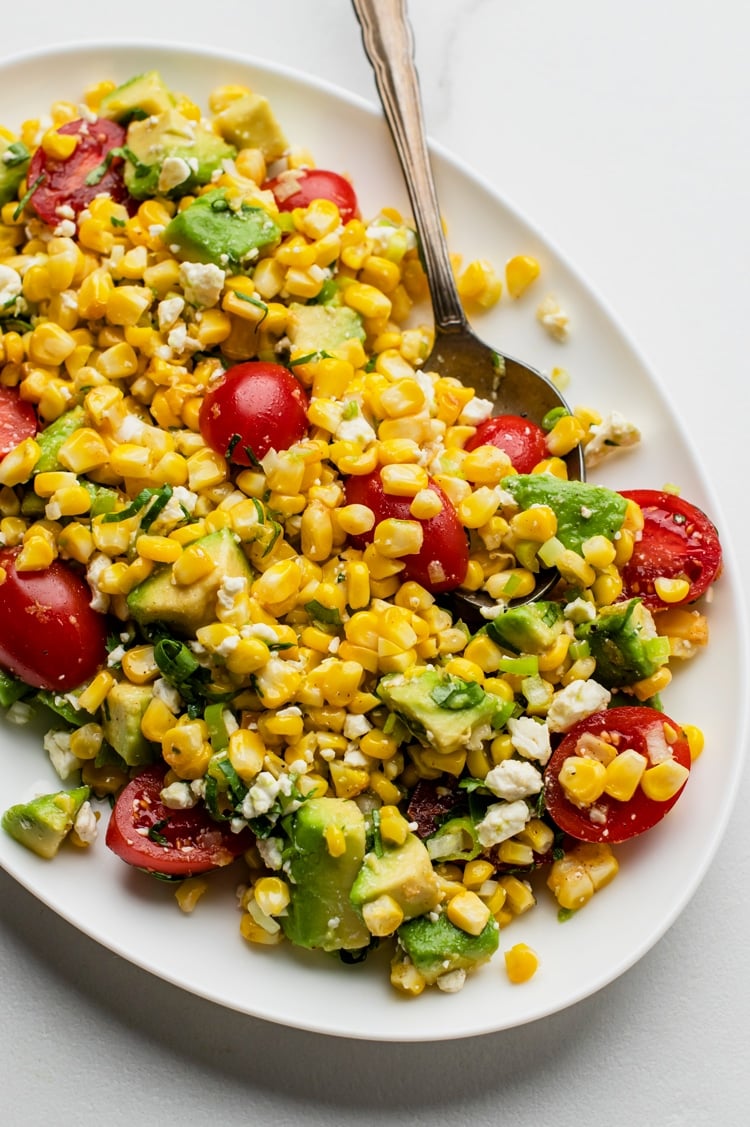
[
  {"xmin": 100, "ymin": 682, "xmax": 154, "ymax": 766},
  {"xmin": 350, "ymin": 832, "xmax": 441, "ymax": 921},
  {"xmin": 99, "ymin": 71, "xmax": 175, "ymax": 122},
  {"xmin": 487, "ymin": 600, "xmax": 564, "ymax": 655},
  {"xmin": 504, "ymin": 474, "xmax": 628, "ymax": 554},
  {"xmin": 377, "ymin": 667, "xmax": 505, "ymax": 756},
  {"xmin": 0, "ymin": 137, "xmax": 30, "ymax": 207},
  {"xmin": 81, "ymin": 481, "xmax": 119, "ymax": 516},
  {"xmin": 0, "ymin": 668, "xmax": 26, "ymax": 709},
  {"xmin": 34, "ymin": 406, "xmax": 86, "ymax": 474},
  {"xmin": 127, "ymin": 526, "xmax": 252, "ymax": 635},
  {"xmin": 397, "ymin": 912, "xmax": 499, "ymax": 986},
  {"xmin": 2, "ymin": 785, "xmax": 90, "ymax": 859},
  {"xmin": 281, "ymin": 796, "xmax": 371, "ymax": 952},
  {"xmin": 287, "ymin": 303, "xmax": 365, "ymax": 353},
  {"xmin": 163, "ymin": 188, "xmax": 280, "ymax": 269},
  {"xmin": 575, "ymin": 598, "xmax": 671, "ymax": 688},
  {"xmin": 213, "ymin": 92, "xmax": 288, "ymax": 162},
  {"xmin": 124, "ymin": 109, "xmax": 235, "ymax": 199}
]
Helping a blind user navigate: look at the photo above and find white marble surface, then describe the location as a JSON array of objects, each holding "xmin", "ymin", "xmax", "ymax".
[{"xmin": 1, "ymin": 1, "xmax": 748, "ymax": 1123}]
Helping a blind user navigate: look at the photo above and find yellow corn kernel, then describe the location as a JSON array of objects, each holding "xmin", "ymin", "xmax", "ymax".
[
  {"xmin": 254, "ymin": 877, "xmax": 291, "ymax": 917},
  {"xmin": 41, "ymin": 127, "xmax": 78, "ymax": 160},
  {"xmin": 408, "ymin": 489, "xmax": 442, "ymax": 520},
  {"xmin": 227, "ymin": 728, "xmax": 265, "ymax": 783},
  {"xmin": 358, "ymin": 729, "xmax": 397, "ymax": 761},
  {"xmin": 15, "ymin": 535, "xmax": 55, "ymax": 571},
  {"xmin": 537, "ymin": 632, "xmax": 572, "ymax": 673},
  {"xmin": 368, "ymin": 771, "xmax": 401, "ymax": 806},
  {"xmin": 0, "ymin": 438, "xmax": 41, "ymax": 487},
  {"xmin": 47, "ymin": 485, "xmax": 91, "ymax": 518},
  {"xmin": 630, "ymin": 666, "xmax": 672, "ymax": 701},
  {"xmin": 545, "ymin": 414, "xmax": 586, "ymax": 457},
  {"xmin": 186, "ymin": 448, "xmax": 227, "ymax": 492},
  {"xmin": 463, "ymin": 859, "xmax": 496, "ymax": 891},
  {"xmin": 0, "ymin": 516, "xmax": 25, "ymax": 545},
  {"xmin": 174, "ymin": 878, "xmax": 208, "ymax": 915},
  {"xmin": 135, "ymin": 534, "xmax": 183, "ymax": 564},
  {"xmin": 463, "ymin": 635, "xmax": 504, "ymax": 674},
  {"xmin": 458, "ymin": 487, "xmax": 502, "ymax": 528},
  {"xmin": 558, "ymin": 755, "xmax": 606, "ymax": 806},
  {"xmin": 96, "ymin": 341, "xmax": 139, "ymax": 380},
  {"xmin": 378, "ymin": 805, "xmax": 410, "ymax": 847},
  {"xmin": 390, "ymin": 958, "xmax": 426, "ymax": 997},
  {"xmin": 462, "ymin": 446, "xmax": 512, "ymax": 486},
  {"xmin": 329, "ymin": 760, "xmax": 370, "ymax": 799},
  {"xmin": 120, "ymin": 645, "xmax": 158, "ymax": 686},
  {"xmin": 653, "ymin": 576, "xmax": 691, "ymax": 603},
  {"xmin": 28, "ymin": 322, "xmax": 77, "ymax": 366},
  {"xmin": 77, "ymin": 671, "xmax": 116, "ymax": 714},
  {"xmin": 510, "ymin": 505, "xmax": 558, "ymax": 543},
  {"xmin": 379, "ymin": 463, "xmax": 428, "ymax": 498},
  {"xmin": 57, "ymin": 522, "xmax": 94, "ymax": 564},
  {"xmin": 239, "ymin": 914, "xmax": 284, "ymax": 946},
  {"xmin": 55, "ymin": 428, "xmax": 108, "ymax": 474},
  {"xmin": 497, "ymin": 840, "xmax": 535, "ymax": 867},
  {"xmin": 446, "ymin": 889, "xmax": 492, "ymax": 936},
  {"xmin": 497, "ymin": 874, "xmax": 536, "ymax": 916},
  {"xmin": 106, "ymin": 284, "xmax": 152, "ymax": 327},
  {"xmin": 140, "ymin": 696, "xmax": 177, "ymax": 743},
  {"xmin": 683, "ymin": 724, "xmax": 705, "ymax": 761},
  {"xmin": 505, "ymin": 254, "xmax": 540, "ymax": 298},
  {"xmin": 345, "ymin": 559, "xmax": 371, "ymax": 609},
  {"xmin": 300, "ymin": 501, "xmax": 333, "ymax": 561},
  {"xmin": 504, "ymin": 943, "xmax": 539, "ymax": 984},
  {"xmin": 33, "ymin": 471, "xmax": 76, "ymax": 498},
  {"xmin": 555, "ymin": 549, "xmax": 596, "ymax": 587},
  {"xmin": 362, "ymin": 894, "xmax": 405, "ymax": 937},
  {"xmin": 640, "ymin": 758, "xmax": 690, "ymax": 802},
  {"xmin": 171, "ymin": 544, "xmax": 216, "ymax": 586},
  {"xmin": 335, "ymin": 504, "xmax": 375, "ymax": 536},
  {"xmin": 225, "ymin": 637, "xmax": 270, "ymax": 676},
  {"xmin": 485, "ymin": 569, "xmax": 536, "ymax": 600},
  {"xmin": 373, "ymin": 517, "xmax": 423, "ymax": 558},
  {"xmin": 253, "ymin": 558, "xmax": 301, "ymax": 607},
  {"xmin": 323, "ymin": 822, "xmax": 347, "ymax": 858},
  {"xmin": 443, "ymin": 657, "xmax": 484, "ymax": 684},
  {"xmin": 343, "ymin": 281, "xmax": 392, "ymax": 320},
  {"xmin": 515, "ymin": 817, "xmax": 555, "ymax": 854},
  {"xmin": 579, "ymin": 534, "xmax": 617, "ymax": 569},
  {"xmin": 69, "ymin": 723, "xmax": 104, "ymax": 761},
  {"xmin": 162, "ymin": 720, "xmax": 212, "ymax": 780},
  {"xmin": 603, "ymin": 748, "xmax": 648, "ymax": 801}
]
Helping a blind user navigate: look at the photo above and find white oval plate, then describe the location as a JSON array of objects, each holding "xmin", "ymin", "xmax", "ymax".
[{"xmin": 0, "ymin": 42, "xmax": 746, "ymax": 1042}]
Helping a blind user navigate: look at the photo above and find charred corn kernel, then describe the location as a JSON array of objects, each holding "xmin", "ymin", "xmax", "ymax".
[
  {"xmin": 41, "ymin": 127, "xmax": 78, "ymax": 160},
  {"xmin": 336, "ymin": 504, "xmax": 375, "ymax": 536},
  {"xmin": 15, "ymin": 536, "xmax": 55, "ymax": 570},
  {"xmin": 463, "ymin": 860, "xmax": 496, "ymax": 891},
  {"xmin": 228, "ymin": 728, "xmax": 265, "ymax": 783},
  {"xmin": 641, "ymin": 758, "xmax": 690, "ymax": 802},
  {"xmin": 345, "ymin": 560, "xmax": 371, "ymax": 609},
  {"xmin": 69, "ymin": 723, "xmax": 104, "ymax": 761},
  {"xmin": 390, "ymin": 959, "xmax": 426, "ymax": 997},
  {"xmin": 362, "ymin": 894, "xmax": 404, "ymax": 937},
  {"xmin": 446, "ymin": 889, "xmax": 491, "ymax": 936},
  {"xmin": 516, "ymin": 818, "xmax": 555, "ymax": 854},
  {"xmin": 172, "ymin": 543, "xmax": 215, "ymax": 586},
  {"xmin": 409, "ymin": 489, "xmax": 442, "ymax": 520},
  {"xmin": 443, "ymin": 657, "xmax": 484, "ymax": 684},
  {"xmin": 121, "ymin": 645, "xmax": 159, "ymax": 686},
  {"xmin": 0, "ymin": 438, "xmax": 40, "ymax": 487},
  {"xmin": 135, "ymin": 534, "xmax": 183, "ymax": 564},
  {"xmin": 510, "ymin": 505, "xmax": 558, "ymax": 542},
  {"xmin": 56, "ymin": 428, "xmax": 110, "ymax": 474},
  {"xmin": 458, "ymin": 487, "xmax": 502, "ymax": 528},
  {"xmin": 603, "ymin": 748, "xmax": 648, "ymax": 801},
  {"xmin": 175, "ymin": 878, "xmax": 208, "ymax": 914},
  {"xmin": 254, "ymin": 877, "xmax": 291, "ymax": 917},
  {"xmin": 373, "ymin": 517, "xmax": 423, "ymax": 558},
  {"xmin": 504, "ymin": 943, "xmax": 539, "ymax": 984},
  {"xmin": 683, "ymin": 724, "xmax": 705, "ymax": 761},
  {"xmin": 28, "ymin": 322, "xmax": 76, "ymax": 366},
  {"xmin": 558, "ymin": 755, "xmax": 606, "ymax": 805},
  {"xmin": 546, "ymin": 414, "xmax": 586, "ymax": 456},
  {"xmin": 506, "ymin": 254, "xmax": 540, "ymax": 298},
  {"xmin": 485, "ymin": 569, "xmax": 536, "ymax": 600},
  {"xmin": 162, "ymin": 720, "xmax": 212, "ymax": 780},
  {"xmin": 630, "ymin": 666, "xmax": 672, "ymax": 701},
  {"xmin": 343, "ymin": 281, "xmax": 392, "ymax": 319},
  {"xmin": 77, "ymin": 671, "xmax": 116, "ymax": 714},
  {"xmin": 654, "ymin": 576, "xmax": 691, "ymax": 603},
  {"xmin": 57, "ymin": 522, "xmax": 94, "ymax": 563}
]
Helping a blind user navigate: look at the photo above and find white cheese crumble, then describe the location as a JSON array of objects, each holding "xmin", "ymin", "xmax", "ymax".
[
  {"xmin": 484, "ymin": 759, "xmax": 543, "ymax": 801},
  {"xmin": 72, "ymin": 801, "xmax": 98, "ymax": 845},
  {"xmin": 158, "ymin": 156, "xmax": 192, "ymax": 193},
  {"xmin": 547, "ymin": 679, "xmax": 611, "ymax": 733},
  {"xmin": 458, "ymin": 395, "xmax": 494, "ymax": 427},
  {"xmin": 179, "ymin": 261, "xmax": 226, "ymax": 308},
  {"xmin": 507, "ymin": 716, "xmax": 552, "ymax": 765},
  {"xmin": 86, "ymin": 552, "xmax": 113, "ymax": 613},
  {"xmin": 53, "ymin": 219, "xmax": 76, "ymax": 238},
  {"xmin": 157, "ymin": 296, "xmax": 185, "ymax": 331},
  {"xmin": 564, "ymin": 597, "xmax": 596, "ymax": 624},
  {"xmin": 436, "ymin": 968, "xmax": 467, "ymax": 993},
  {"xmin": 476, "ymin": 799, "xmax": 530, "ymax": 848},
  {"xmin": 152, "ymin": 677, "xmax": 182, "ymax": 713},
  {"xmin": 43, "ymin": 730, "xmax": 81, "ymax": 781},
  {"xmin": 5, "ymin": 701, "xmax": 33, "ymax": 725},
  {"xmin": 536, "ymin": 295, "xmax": 570, "ymax": 341},
  {"xmin": 241, "ymin": 771, "xmax": 281, "ymax": 819},
  {"xmin": 335, "ymin": 414, "xmax": 377, "ymax": 447},
  {"xmin": 160, "ymin": 781, "xmax": 198, "ymax": 810},
  {"xmin": 584, "ymin": 411, "xmax": 641, "ymax": 468},
  {"xmin": 257, "ymin": 836, "xmax": 284, "ymax": 871},
  {"xmin": 343, "ymin": 713, "xmax": 372, "ymax": 740}
]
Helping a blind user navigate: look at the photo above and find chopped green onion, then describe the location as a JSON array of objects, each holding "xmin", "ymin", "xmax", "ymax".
[
  {"xmin": 499, "ymin": 654, "xmax": 539, "ymax": 677},
  {"xmin": 13, "ymin": 173, "xmax": 46, "ymax": 221}
]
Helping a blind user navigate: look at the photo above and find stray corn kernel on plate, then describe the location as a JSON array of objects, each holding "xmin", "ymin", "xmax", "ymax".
[{"xmin": 0, "ymin": 43, "xmax": 745, "ymax": 1042}]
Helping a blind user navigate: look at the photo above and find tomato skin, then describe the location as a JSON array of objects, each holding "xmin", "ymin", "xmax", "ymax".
[
  {"xmin": 0, "ymin": 386, "xmax": 38, "ymax": 460},
  {"xmin": 106, "ymin": 765, "xmax": 254, "ymax": 876},
  {"xmin": 344, "ymin": 471, "xmax": 469, "ymax": 592},
  {"xmin": 465, "ymin": 414, "xmax": 548, "ymax": 474},
  {"xmin": 544, "ymin": 706, "xmax": 691, "ymax": 844},
  {"xmin": 28, "ymin": 118, "xmax": 131, "ymax": 226},
  {"xmin": 0, "ymin": 547, "xmax": 107, "ymax": 691},
  {"xmin": 619, "ymin": 489, "xmax": 722, "ymax": 610},
  {"xmin": 199, "ymin": 361, "xmax": 309, "ymax": 464},
  {"xmin": 263, "ymin": 168, "xmax": 359, "ymax": 223}
]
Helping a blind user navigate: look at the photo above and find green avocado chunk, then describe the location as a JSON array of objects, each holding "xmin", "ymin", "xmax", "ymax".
[
  {"xmin": 377, "ymin": 667, "xmax": 507, "ymax": 756},
  {"xmin": 127, "ymin": 526, "xmax": 252, "ymax": 635},
  {"xmin": 286, "ymin": 303, "xmax": 365, "ymax": 353},
  {"xmin": 163, "ymin": 188, "xmax": 280, "ymax": 268},
  {"xmin": 213, "ymin": 92, "xmax": 288, "ymax": 162},
  {"xmin": 281, "ymin": 797, "xmax": 371, "ymax": 952},
  {"xmin": 504, "ymin": 474, "xmax": 628, "ymax": 553},
  {"xmin": 2, "ymin": 785, "xmax": 90, "ymax": 859},
  {"xmin": 124, "ymin": 109, "xmax": 235, "ymax": 199},
  {"xmin": 397, "ymin": 912, "xmax": 500, "ymax": 986},
  {"xmin": 487, "ymin": 600, "xmax": 564, "ymax": 655},
  {"xmin": 350, "ymin": 832, "xmax": 441, "ymax": 921},
  {"xmin": 575, "ymin": 598, "xmax": 671, "ymax": 688},
  {"xmin": 99, "ymin": 71, "xmax": 175, "ymax": 122},
  {"xmin": 34, "ymin": 406, "xmax": 86, "ymax": 474},
  {"xmin": 0, "ymin": 137, "xmax": 30, "ymax": 207},
  {"xmin": 101, "ymin": 682, "xmax": 155, "ymax": 766}
]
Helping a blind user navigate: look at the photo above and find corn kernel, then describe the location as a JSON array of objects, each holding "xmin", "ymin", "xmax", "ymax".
[
  {"xmin": 505, "ymin": 254, "xmax": 540, "ymax": 298},
  {"xmin": 446, "ymin": 889, "xmax": 491, "ymax": 936},
  {"xmin": 603, "ymin": 748, "xmax": 648, "ymax": 801},
  {"xmin": 558, "ymin": 755, "xmax": 606, "ymax": 805},
  {"xmin": 640, "ymin": 759, "xmax": 690, "ymax": 802},
  {"xmin": 77, "ymin": 671, "xmax": 116, "ymax": 713},
  {"xmin": 504, "ymin": 943, "xmax": 539, "ymax": 984}
]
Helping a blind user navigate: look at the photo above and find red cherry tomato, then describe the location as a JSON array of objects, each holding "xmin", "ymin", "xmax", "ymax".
[
  {"xmin": 0, "ymin": 386, "xmax": 37, "ymax": 460},
  {"xmin": 544, "ymin": 706, "xmax": 691, "ymax": 844},
  {"xmin": 106, "ymin": 765, "xmax": 254, "ymax": 876},
  {"xmin": 0, "ymin": 547, "xmax": 107, "ymax": 691},
  {"xmin": 618, "ymin": 489, "xmax": 722, "ymax": 611},
  {"xmin": 345, "ymin": 471, "xmax": 469, "ymax": 592},
  {"xmin": 28, "ymin": 117, "xmax": 131, "ymax": 226},
  {"xmin": 263, "ymin": 168, "xmax": 359, "ymax": 223},
  {"xmin": 465, "ymin": 414, "xmax": 548, "ymax": 474},
  {"xmin": 199, "ymin": 361, "xmax": 309, "ymax": 465}
]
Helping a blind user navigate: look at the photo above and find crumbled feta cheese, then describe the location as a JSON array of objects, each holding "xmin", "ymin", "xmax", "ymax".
[
  {"xmin": 160, "ymin": 781, "xmax": 198, "ymax": 810},
  {"xmin": 343, "ymin": 747, "xmax": 370, "ymax": 768},
  {"xmin": 458, "ymin": 395, "xmax": 494, "ymax": 427},
  {"xmin": 152, "ymin": 485, "xmax": 199, "ymax": 528},
  {"xmin": 72, "ymin": 801, "xmax": 98, "ymax": 845},
  {"xmin": 43, "ymin": 730, "xmax": 81, "ymax": 780},
  {"xmin": 114, "ymin": 413, "xmax": 147, "ymax": 443},
  {"xmin": 53, "ymin": 218, "xmax": 76, "ymax": 238},
  {"xmin": 107, "ymin": 644, "xmax": 127, "ymax": 667},
  {"xmin": 564, "ymin": 597, "xmax": 596, "ymax": 624},
  {"xmin": 536, "ymin": 295, "xmax": 570, "ymax": 341},
  {"xmin": 5, "ymin": 701, "xmax": 33, "ymax": 725},
  {"xmin": 437, "ymin": 968, "xmax": 467, "ymax": 993},
  {"xmin": 547, "ymin": 679, "xmax": 611, "ymax": 733},
  {"xmin": 257, "ymin": 836, "xmax": 284, "ymax": 871},
  {"xmin": 157, "ymin": 296, "xmax": 185, "ymax": 331},
  {"xmin": 584, "ymin": 411, "xmax": 641, "ymax": 468},
  {"xmin": 77, "ymin": 102, "xmax": 98, "ymax": 124},
  {"xmin": 86, "ymin": 552, "xmax": 112, "ymax": 613},
  {"xmin": 335, "ymin": 414, "xmax": 377, "ymax": 446},
  {"xmin": 158, "ymin": 156, "xmax": 192, "ymax": 193},
  {"xmin": 152, "ymin": 677, "xmax": 182, "ymax": 713},
  {"xmin": 476, "ymin": 799, "xmax": 530, "ymax": 848},
  {"xmin": 343, "ymin": 713, "xmax": 372, "ymax": 740},
  {"xmin": 240, "ymin": 622, "xmax": 280, "ymax": 645},
  {"xmin": 214, "ymin": 633, "xmax": 240, "ymax": 658},
  {"xmin": 179, "ymin": 261, "xmax": 225, "ymax": 308},
  {"xmin": 216, "ymin": 575, "xmax": 248, "ymax": 614},
  {"xmin": 507, "ymin": 716, "xmax": 552, "ymax": 764},
  {"xmin": 167, "ymin": 322, "xmax": 188, "ymax": 352},
  {"xmin": 484, "ymin": 759, "xmax": 543, "ymax": 801},
  {"xmin": 149, "ymin": 223, "xmax": 166, "ymax": 238},
  {"xmin": 241, "ymin": 771, "xmax": 281, "ymax": 819}
]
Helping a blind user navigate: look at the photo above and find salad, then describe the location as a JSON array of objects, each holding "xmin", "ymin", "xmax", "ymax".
[{"xmin": 0, "ymin": 70, "xmax": 722, "ymax": 997}]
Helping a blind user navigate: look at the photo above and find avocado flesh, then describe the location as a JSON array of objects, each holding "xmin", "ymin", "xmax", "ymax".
[
  {"xmin": 504, "ymin": 475, "xmax": 628, "ymax": 554},
  {"xmin": 487, "ymin": 600, "xmax": 564, "ymax": 655},
  {"xmin": 2, "ymin": 785, "xmax": 89, "ymax": 859},
  {"xmin": 124, "ymin": 109, "xmax": 235, "ymax": 199},
  {"xmin": 281, "ymin": 797, "xmax": 371, "ymax": 952},
  {"xmin": 350, "ymin": 832, "xmax": 441, "ymax": 921},
  {"xmin": 0, "ymin": 137, "xmax": 30, "ymax": 207},
  {"xmin": 214, "ymin": 92, "xmax": 288, "ymax": 162},
  {"xmin": 127, "ymin": 527, "xmax": 252, "ymax": 635},
  {"xmin": 397, "ymin": 913, "xmax": 499, "ymax": 985},
  {"xmin": 377, "ymin": 667, "xmax": 500, "ymax": 756},
  {"xmin": 163, "ymin": 189, "xmax": 280, "ymax": 268},
  {"xmin": 576, "ymin": 599, "xmax": 671, "ymax": 688},
  {"xmin": 101, "ymin": 682, "xmax": 154, "ymax": 766},
  {"xmin": 99, "ymin": 71, "xmax": 175, "ymax": 121},
  {"xmin": 286, "ymin": 303, "xmax": 365, "ymax": 352}
]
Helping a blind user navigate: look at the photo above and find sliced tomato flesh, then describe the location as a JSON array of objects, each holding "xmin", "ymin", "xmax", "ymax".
[{"xmin": 28, "ymin": 117, "xmax": 132, "ymax": 226}]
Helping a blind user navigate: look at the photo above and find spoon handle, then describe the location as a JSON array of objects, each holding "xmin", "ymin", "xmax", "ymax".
[{"xmin": 351, "ymin": 0, "xmax": 467, "ymax": 333}]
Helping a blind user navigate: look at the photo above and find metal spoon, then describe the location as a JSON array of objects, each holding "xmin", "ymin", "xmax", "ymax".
[{"xmin": 351, "ymin": 0, "xmax": 584, "ymax": 622}]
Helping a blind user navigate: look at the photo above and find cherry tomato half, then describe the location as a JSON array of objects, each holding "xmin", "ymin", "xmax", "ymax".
[
  {"xmin": 0, "ymin": 547, "xmax": 108, "ymax": 691},
  {"xmin": 345, "ymin": 471, "xmax": 469, "ymax": 592},
  {"xmin": 199, "ymin": 361, "xmax": 309, "ymax": 464},
  {"xmin": 544, "ymin": 706, "xmax": 691, "ymax": 844},
  {"xmin": 106, "ymin": 765, "xmax": 254, "ymax": 877},
  {"xmin": 28, "ymin": 117, "xmax": 131, "ymax": 226},
  {"xmin": 0, "ymin": 386, "xmax": 37, "ymax": 460},
  {"xmin": 619, "ymin": 489, "xmax": 722, "ymax": 611},
  {"xmin": 263, "ymin": 168, "xmax": 359, "ymax": 223},
  {"xmin": 465, "ymin": 414, "xmax": 548, "ymax": 474}
]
